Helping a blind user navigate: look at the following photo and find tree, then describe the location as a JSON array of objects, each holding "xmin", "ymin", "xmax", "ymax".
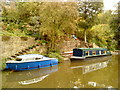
[
  {"xmin": 89, "ymin": 24, "xmax": 114, "ymax": 48},
  {"xmin": 2, "ymin": 2, "xmax": 79, "ymax": 52},
  {"xmin": 88, "ymin": 11, "xmax": 118, "ymax": 50},
  {"xmin": 109, "ymin": 14, "xmax": 119, "ymax": 49},
  {"xmin": 77, "ymin": 2, "xmax": 103, "ymax": 43},
  {"xmin": 38, "ymin": 2, "xmax": 79, "ymax": 52},
  {"xmin": 94, "ymin": 10, "xmax": 113, "ymax": 25}
]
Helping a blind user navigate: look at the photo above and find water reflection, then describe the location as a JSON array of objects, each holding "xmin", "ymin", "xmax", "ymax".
[
  {"xmin": 70, "ymin": 56, "xmax": 118, "ymax": 88},
  {"xmin": 18, "ymin": 74, "xmax": 49, "ymax": 85},
  {"xmin": 2, "ymin": 55, "xmax": 118, "ymax": 88},
  {"xmin": 70, "ymin": 56, "xmax": 111, "ymax": 74},
  {"xmin": 88, "ymin": 81, "xmax": 113, "ymax": 88},
  {"xmin": 83, "ymin": 61, "xmax": 109, "ymax": 74},
  {"xmin": 6, "ymin": 65, "xmax": 58, "ymax": 85},
  {"xmin": 71, "ymin": 60, "xmax": 110, "ymax": 74}
]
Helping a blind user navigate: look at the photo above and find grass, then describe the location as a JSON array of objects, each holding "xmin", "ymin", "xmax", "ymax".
[
  {"xmin": 0, "ymin": 58, "xmax": 7, "ymax": 70},
  {"xmin": 0, "ymin": 30, "xmax": 30, "ymax": 38},
  {"xmin": 26, "ymin": 50, "xmax": 40, "ymax": 54},
  {"xmin": 45, "ymin": 52, "xmax": 64, "ymax": 62}
]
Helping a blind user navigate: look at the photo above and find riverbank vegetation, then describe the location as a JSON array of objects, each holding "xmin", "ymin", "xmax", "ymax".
[{"xmin": 1, "ymin": 2, "xmax": 119, "ymax": 53}]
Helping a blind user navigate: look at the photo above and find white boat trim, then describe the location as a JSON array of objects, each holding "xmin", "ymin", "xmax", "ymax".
[
  {"xmin": 6, "ymin": 58, "xmax": 57, "ymax": 63},
  {"xmin": 70, "ymin": 56, "xmax": 86, "ymax": 59},
  {"xmin": 6, "ymin": 54, "xmax": 57, "ymax": 63},
  {"xmin": 17, "ymin": 54, "xmax": 44, "ymax": 59}
]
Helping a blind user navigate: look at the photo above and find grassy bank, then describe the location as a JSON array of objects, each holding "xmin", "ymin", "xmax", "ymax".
[
  {"xmin": 0, "ymin": 58, "xmax": 7, "ymax": 70},
  {"xmin": 0, "ymin": 30, "xmax": 30, "ymax": 37},
  {"xmin": 44, "ymin": 52, "xmax": 64, "ymax": 62}
]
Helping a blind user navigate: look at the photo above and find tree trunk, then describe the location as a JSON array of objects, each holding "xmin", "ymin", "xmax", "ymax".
[{"xmin": 84, "ymin": 29, "xmax": 87, "ymax": 43}]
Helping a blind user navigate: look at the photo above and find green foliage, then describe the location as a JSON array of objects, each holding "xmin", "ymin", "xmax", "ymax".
[
  {"xmin": 35, "ymin": 40, "xmax": 47, "ymax": 44},
  {"xmin": 1, "ymin": 58, "xmax": 7, "ymax": 70},
  {"xmin": 91, "ymin": 10, "xmax": 119, "ymax": 50},
  {"xmin": 27, "ymin": 50, "xmax": 39, "ymax": 54},
  {"xmin": 0, "ymin": 30, "xmax": 29, "ymax": 37},
  {"xmin": 2, "ymin": 2, "xmax": 79, "ymax": 52},
  {"xmin": 2, "ymin": 2, "xmax": 118, "ymax": 52},
  {"xmin": 76, "ymin": 28, "xmax": 84, "ymax": 40},
  {"xmin": 78, "ymin": 2, "xmax": 103, "ymax": 26},
  {"xmin": 77, "ymin": 2, "xmax": 103, "ymax": 42},
  {"xmin": 109, "ymin": 14, "xmax": 119, "ymax": 49},
  {"xmin": 78, "ymin": 20, "xmax": 89, "ymax": 29},
  {"xmin": 38, "ymin": 2, "xmax": 78, "ymax": 52},
  {"xmin": 46, "ymin": 52, "xmax": 64, "ymax": 62},
  {"xmin": 95, "ymin": 11, "xmax": 113, "ymax": 25},
  {"xmin": 20, "ymin": 37, "xmax": 28, "ymax": 41},
  {"xmin": 2, "ymin": 35, "xmax": 10, "ymax": 41},
  {"xmin": 88, "ymin": 24, "xmax": 116, "ymax": 50}
]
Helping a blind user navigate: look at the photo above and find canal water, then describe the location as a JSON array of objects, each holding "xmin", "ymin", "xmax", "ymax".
[{"xmin": 2, "ymin": 55, "xmax": 118, "ymax": 88}]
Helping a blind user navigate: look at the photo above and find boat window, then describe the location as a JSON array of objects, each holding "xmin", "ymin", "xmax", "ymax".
[
  {"xmin": 86, "ymin": 51, "xmax": 89, "ymax": 56},
  {"xmin": 89, "ymin": 51, "xmax": 92, "ymax": 55},
  {"xmin": 24, "ymin": 58, "xmax": 34, "ymax": 61},
  {"xmin": 101, "ymin": 50, "xmax": 104, "ymax": 54},
  {"xmin": 93, "ymin": 51, "xmax": 96, "ymax": 55},
  {"xmin": 83, "ymin": 51, "xmax": 86, "ymax": 56},
  {"xmin": 96, "ymin": 50, "xmax": 99, "ymax": 54},
  {"xmin": 16, "ymin": 58, "xmax": 22, "ymax": 61},
  {"xmin": 99, "ymin": 50, "xmax": 101, "ymax": 54},
  {"xmin": 35, "ymin": 57, "xmax": 42, "ymax": 60},
  {"xmin": 104, "ymin": 51, "xmax": 106, "ymax": 54}
]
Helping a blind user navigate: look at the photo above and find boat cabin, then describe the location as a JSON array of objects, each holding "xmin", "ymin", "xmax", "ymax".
[
  {"xmin": 73, "ymin": 48, "xmax": 111, "ymax": 57},
  {"xmin": 16, "ymin": 54, "xmax": 44, "ymax": 61},
  {"xmin": 6, "ymin": 54, "xmax": 58, "ymax": 71}
]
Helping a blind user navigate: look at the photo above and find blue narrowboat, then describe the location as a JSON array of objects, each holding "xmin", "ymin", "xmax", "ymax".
[
  {"xmin": 6, "ymin": 54, "xmax": 58, "ymax": 71},
  {"xmin": 70, "ymin": 48, "xmax": 111, "ymax": 60}
]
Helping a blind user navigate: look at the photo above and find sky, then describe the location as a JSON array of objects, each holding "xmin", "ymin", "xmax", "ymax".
[{"xmin": 103, "ymin": 0, "xmax": 119, "ymax": 10}]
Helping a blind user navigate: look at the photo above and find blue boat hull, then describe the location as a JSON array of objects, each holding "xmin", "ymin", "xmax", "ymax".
[{"xmin": 6, "ymin": 59, "xmax": 58, "ymax": 71}]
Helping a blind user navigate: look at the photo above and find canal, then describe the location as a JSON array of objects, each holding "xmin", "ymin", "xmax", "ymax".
[{"xmin": 2, "ymin": 55, "xmax": 118, "ymax": 88}]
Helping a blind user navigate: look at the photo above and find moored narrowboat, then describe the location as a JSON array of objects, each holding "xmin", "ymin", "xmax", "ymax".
[
  {"xmin": 70, "ymin": 48, "xmax": 111, "ymax": 60},
  {"xmin": 6, "ymin": 54, "xmax": 58, "ymax": 71}
]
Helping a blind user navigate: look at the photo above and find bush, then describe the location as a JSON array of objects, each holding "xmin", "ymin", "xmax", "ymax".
[
  {"xmin": 46, "ymin": 52, "xmax": 64, "ymax": 62},
  {"xmin": 2, "ymin": 35, "xmax": 10, "ymax": 41},
  {"xmin": 1, "ymin": 58, "xmax": 7, "ymax": 70},
  {"xmin": 20, "ymin": 37, "xmax": 28, "ymax": 41}
]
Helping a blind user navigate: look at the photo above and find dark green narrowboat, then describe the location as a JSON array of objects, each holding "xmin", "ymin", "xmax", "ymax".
[{"xmin": 70, "ymin": 48, "xmax": 111, "ymax": 60}]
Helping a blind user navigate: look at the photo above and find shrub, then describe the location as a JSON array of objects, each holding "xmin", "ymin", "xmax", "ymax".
[
  {"xmin": 20, "ymin": 37, "xmax": 28, "ymax": 41},
  {"xmin": 46, "ymin": 52, "xmax": 64, "ymax": 62},
  {"xmin": 1, "ymin": 58, "xmax": 7, "ymax": 70},
  {"xmin": 2, "ymin": 35, "xmax": 10, "ymax": 41}
]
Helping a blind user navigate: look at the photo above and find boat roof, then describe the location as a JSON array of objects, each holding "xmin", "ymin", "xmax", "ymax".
[
  {"xmin": 74, "ymin": 48, "xmax": 108, "ymax": 51},
  {"xmin": 17, "ymin": 54, "xmax": 45, "ymax": 59}
]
